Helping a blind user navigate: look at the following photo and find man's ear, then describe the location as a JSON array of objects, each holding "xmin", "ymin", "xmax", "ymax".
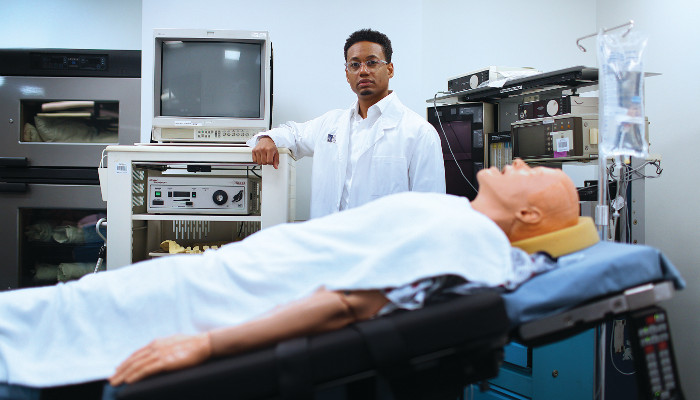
[
  {"xmin": 515, "ymin": 206, "xmax": 543, "ymax": 224},
  {"xmin": 387, "ymin": 62, "xmax": 394, "ymax": 79}
]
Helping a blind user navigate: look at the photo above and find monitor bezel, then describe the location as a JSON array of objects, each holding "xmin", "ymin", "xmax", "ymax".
[{"xmin": 152, "ymin": 29, "xmax": 272, "ymax": 134}]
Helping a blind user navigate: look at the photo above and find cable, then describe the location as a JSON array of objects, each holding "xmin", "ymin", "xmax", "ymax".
[
  {"xmin": 249, "ymin": 166, "xmax": 262, "ymax": 178},
  {"xmin": 432, "ymin": 92, "xmax": 478, "ymax": 194},
  {"xmin": 604, "ymin": 159, "xmax": 662, "ymax": 243},
  {"xmin": 594, "ymin": 326, "xmax": 604, "ymax": 400},
  {"xmin": 99, "ymin": 148, "xmax": 107, "ymax": 168},
  {"xmin": 608, "ymin": 320, "xmax": 636, "ymax": 376},
  {"xmin": 610, "ymin": 157, "xmax": 624, "ymax": 241}
]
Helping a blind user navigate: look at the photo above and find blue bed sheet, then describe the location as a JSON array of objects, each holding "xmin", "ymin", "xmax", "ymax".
[{"xmin": 503, "ymin": 241, "xmax": 685, "ymax": 327}]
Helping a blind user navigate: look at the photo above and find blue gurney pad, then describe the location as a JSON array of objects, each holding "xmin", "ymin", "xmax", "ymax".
[{"xmin": 503, "ymin": 241, "xmax": 685, "ymax": 327}]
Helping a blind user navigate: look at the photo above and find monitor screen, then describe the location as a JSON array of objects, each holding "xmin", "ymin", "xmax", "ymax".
[
  {"xmin": 513, "ymin": 124, "xmax": 547, "ymax": 158},
  {"xmin": 160, "ymin": 40, "xmax": 262, "ymax": 118},
  {"xmin": 439, "ymin": 120, "xmax": 473, "ymax": 158}
]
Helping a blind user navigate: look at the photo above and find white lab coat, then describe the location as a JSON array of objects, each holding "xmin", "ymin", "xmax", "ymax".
[{"xmin": 247, "ymin": 93, "xmax": 446, "ymax": 218}]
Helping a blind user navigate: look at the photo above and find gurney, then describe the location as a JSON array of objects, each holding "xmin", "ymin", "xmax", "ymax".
[{"xmin": 116, "ymin": 241, "xmax": 685, "ymax": 400}]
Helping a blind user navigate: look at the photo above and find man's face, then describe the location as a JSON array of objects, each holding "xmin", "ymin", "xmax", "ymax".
[{"xmin": 345, "ymin": 41, "xmax": 394, "ymax": 101}]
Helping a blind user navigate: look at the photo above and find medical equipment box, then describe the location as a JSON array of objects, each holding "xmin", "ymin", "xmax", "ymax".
[
  {"xmin": 447, "ymin": 66, "xmax": 539, "ymax": 93},
  {"xmin": 518, "ymin": 96, "xmax": 598, "ymax": 120},
  {"xmin": 627, "ymin": 306, "xmax": 684, "ymax": 400},
  {"xmin": 510, "ymin": 114, "xmax": 598, "ymax": 162},
  {"xmin": 152, "ymin": 127, "xmax": 263, "ymax": 144},
  {"xmin": 147, "ymin": 176, "xmax": 259, "ymax": 215}
]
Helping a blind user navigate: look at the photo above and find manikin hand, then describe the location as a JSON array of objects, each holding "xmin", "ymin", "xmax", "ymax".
[
  {"xmin": 107, "ymin": 289, "xmax": 387, "ymax": 386},
  {"xmin": 251, "ymin": 136, "xmax": 279, "ymax": 169},
  {"xmin": 109, "ymin": 333, "xmax": 212, "ymax": 386}
]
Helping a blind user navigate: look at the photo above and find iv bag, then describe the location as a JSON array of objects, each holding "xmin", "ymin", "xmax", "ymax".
[{"xmin": 597, "ymin": 30, "xmax": 649, "ymax": 158}]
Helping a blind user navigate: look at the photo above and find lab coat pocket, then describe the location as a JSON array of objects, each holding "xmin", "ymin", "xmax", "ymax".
[
  {"xmin": 369, "ymin": 156, "xmax": 409, "ymax": 198},
  {"xmin": 314, "ymin": 130, "xmax": 339, "ymax": 166}
]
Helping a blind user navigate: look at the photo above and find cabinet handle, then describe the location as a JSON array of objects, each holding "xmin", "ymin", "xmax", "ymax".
[
  {"xmin": 0, "ymin": 183, "xmax": 28, "ymax": 193},
  {"xmin": 0, "ymin": 157, "xmax": 28, "ymax": 167}
]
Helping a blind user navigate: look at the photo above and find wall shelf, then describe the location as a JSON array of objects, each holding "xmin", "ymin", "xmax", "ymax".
[
  {"xmin": 132, "ymin": 214, "xmax": 262, "ymax": 222},
  {"xmin": 431, "ymin": 66, "xmax": 598, "ymax": 104}
]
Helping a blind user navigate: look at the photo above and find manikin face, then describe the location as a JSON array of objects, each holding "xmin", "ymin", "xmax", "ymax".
[
  {"xmin": 345, "ymin": 41, "xmax": 394, "ymax": 103},
  {"xmin": 476, "ymin": 159, "xmax": 562, "ymax": 203},
  {"xmin": 472, "ymin": 159, "xmax": 579, "ymax": 240}
]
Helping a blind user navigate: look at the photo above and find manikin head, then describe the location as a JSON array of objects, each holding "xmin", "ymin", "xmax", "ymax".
[{"xmin": 470, "ymin": 159, "xmax": 580, "ymax": 242}]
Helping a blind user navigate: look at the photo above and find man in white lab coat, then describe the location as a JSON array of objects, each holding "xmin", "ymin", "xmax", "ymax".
[{"xmin": 248, "ymin": 28, "xmax": 445, "ymax": 218}]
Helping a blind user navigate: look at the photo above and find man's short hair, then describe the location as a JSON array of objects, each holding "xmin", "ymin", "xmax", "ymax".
[{"xmin": 344, "ymin": 29, "xmax": 393, "ymax": 62}]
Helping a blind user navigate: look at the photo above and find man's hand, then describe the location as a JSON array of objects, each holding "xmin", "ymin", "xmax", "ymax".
[
  {"xmin": 109, "ymin": 333, "xmax": 212, "ymax": 386},
  {"xmin": 251, "ymin": 136, "xmax": 279, "ymax": 169}
]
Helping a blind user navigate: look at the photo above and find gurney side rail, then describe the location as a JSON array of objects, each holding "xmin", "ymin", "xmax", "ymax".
[{"xmin": 517, "ymin": 280, "xmax": 674, "ymax": 345}]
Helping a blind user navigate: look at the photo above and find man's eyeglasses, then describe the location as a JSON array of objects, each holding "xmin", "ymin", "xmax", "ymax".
[{"xmin": 344, "ymin": 59, "xmax": 389, "ymax": 72}]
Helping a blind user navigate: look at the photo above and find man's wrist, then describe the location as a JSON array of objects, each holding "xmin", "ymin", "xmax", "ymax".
[{"xmin": 258, "ymin": 135, "xmax": 274, "ymax": 144}]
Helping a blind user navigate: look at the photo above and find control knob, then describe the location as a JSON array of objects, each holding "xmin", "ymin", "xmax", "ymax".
[
  {"xmin": 469, "ymin": 74, "xmax": 480, "ymax": 89},
  {"xmin": 212, "ymin": 190, "xmax": 228, "ymax": 205},
  {"xmin": 547, "ymin": 99, "xmax": 560, "ymax": 116}
]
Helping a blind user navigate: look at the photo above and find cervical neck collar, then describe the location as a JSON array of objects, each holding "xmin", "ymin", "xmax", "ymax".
[{"xmin": 510, "ymin": 217, "xmax": 600, "ymax": 258}]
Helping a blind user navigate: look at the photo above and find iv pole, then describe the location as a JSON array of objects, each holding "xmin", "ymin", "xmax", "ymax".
[{"xmin": 576, "ymin": 20, "xmax": 634, "ymax": 241}]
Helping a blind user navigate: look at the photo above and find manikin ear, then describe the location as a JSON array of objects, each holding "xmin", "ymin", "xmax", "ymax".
[{"xmin": 514, "ymin": 206, "xmax": 543, "ymax": 225}]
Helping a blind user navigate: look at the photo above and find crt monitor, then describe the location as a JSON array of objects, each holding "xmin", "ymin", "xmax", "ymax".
[{"xmin": 152, "ymin": 29, "xmax": 272, "ymax": 143}]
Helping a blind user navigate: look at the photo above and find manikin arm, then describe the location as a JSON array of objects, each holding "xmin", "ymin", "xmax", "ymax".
[{"xmin": 109, "ymin": 288, "xmax": 389, "ymax": 385}]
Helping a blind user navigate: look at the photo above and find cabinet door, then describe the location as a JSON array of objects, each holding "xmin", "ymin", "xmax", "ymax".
[
  {"xmin": 470, "ymin": 329, "xmax": 596, "ymax": 400},
  {"xmin": 531, "ymin": 329, "xmax": 595, "ymax": 400},
  {"xmin": 0, "ymin": 184, "xmax": 105, "ymax": 289},
  {"xmin": 0, "ymin": 76, "xmax": 140, "ymax": 168}
]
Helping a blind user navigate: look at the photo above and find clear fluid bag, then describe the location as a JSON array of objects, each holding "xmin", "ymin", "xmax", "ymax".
[{"xmin": 597, "ymin": 30, "xmax": 649, "ymax": 158}]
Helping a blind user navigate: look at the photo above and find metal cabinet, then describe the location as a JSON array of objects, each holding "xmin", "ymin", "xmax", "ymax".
[
  {"xmin": 0, "ymin": 49, "xmax": 141, "ymax": 289},
  {"xmin": 471, "ymin": 330, "xmax": 596, "ymax": 400},
  {"xmin": 104, "ymin": 145, "xmax": 295, "ymax": 269}
]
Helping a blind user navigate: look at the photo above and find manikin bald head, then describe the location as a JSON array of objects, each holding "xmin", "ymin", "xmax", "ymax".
[{"xmin": 470, "ymin": 159, "xmax": 580, "ymax": 242}]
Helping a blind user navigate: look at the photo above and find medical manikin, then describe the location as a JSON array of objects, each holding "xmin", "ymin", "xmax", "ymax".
[{"xmin": 0, "ymin": 160, "xmax": 596, "ymax": 395}]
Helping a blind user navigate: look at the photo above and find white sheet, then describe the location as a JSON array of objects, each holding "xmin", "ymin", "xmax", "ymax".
[{"xmin": 0, "ymin": 192, "xmax": 513, "ymax": 387}]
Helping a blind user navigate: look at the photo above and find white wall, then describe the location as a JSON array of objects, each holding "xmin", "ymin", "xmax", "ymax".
[
  {"xmin": 421, "ymin": 0, "xmax": 597, "ymax": 101},
  {"xmin": 0, "ymin": 0, "xmax": 141, "ymax": 49},
  {"xmin": 596, "ymin": 1, "xmax": 700, "ymax": 397}
]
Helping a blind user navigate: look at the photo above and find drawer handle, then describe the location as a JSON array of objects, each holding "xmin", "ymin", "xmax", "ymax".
[
  {"xmin": 0, "ymin": 157, "xmax": 28, "ymax": 167},
  {"xmin": 0, "ymin": 182, "xmax": 28, "ymax": 193}
]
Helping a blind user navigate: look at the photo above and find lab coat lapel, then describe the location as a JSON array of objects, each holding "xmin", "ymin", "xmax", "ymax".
[
  {"xmin": 357, "ymin": 96, "xmax": 402, "ymax": 158},
  {"xmin": 334, "ymin": 109, "xmax": 353, "ymax": 202}
]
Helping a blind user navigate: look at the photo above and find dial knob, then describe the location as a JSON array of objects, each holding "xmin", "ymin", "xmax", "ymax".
[
  {"xmin": 469, "ymin": 75, "xmax": 479, "ymax": 89},
  {"xmin": 212, "ymin": 190, "xmax": 228, "ymax": 205},
  {"xmin": 547, "ymin": 100, "xmax": 560, "ymax": 116}
]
